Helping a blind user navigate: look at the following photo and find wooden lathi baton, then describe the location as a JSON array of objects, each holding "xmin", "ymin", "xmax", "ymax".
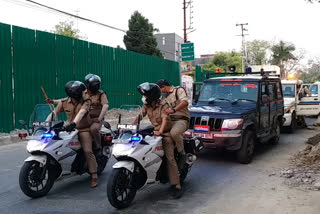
[{"xmin": 41, "ymin": 86, "xmax": 54, "ymax": 113}]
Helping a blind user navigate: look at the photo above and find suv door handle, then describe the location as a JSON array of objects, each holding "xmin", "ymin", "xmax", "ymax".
[{"xmin": 314, "ymin": 98, "xmax": 318, "ymax": 100}]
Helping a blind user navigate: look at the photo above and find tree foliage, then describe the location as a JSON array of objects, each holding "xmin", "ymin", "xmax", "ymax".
[
  {"xmin": 270, "ymin": 41, "xmax": 296, "ymax": 78},
  {"xmin": 203, "ymin": 52, "xmax": 242, "ymax": 72},
  {"xmin": 124, "ymin": 11, "xmax": 163, "ymax": 58},
  {"xmin": 54, "ymin": 21, "xmax": 80, "ymax": 39},
  {"xmin": 246, "ymin": 40, "xmax": 270, "ymax": 65},
  {"xmin": 300, "ymin": 58, "xmax": 320, "ymax": 83}
]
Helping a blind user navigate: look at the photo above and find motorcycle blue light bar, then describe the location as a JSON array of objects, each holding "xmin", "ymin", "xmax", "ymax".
[
  {"xmin": 43, "ymin": 133, "xmax": 54, "ymax": 138},
  {"xmin": 131, "ymin": 136, "xmax": 141, "ymax": 142}
]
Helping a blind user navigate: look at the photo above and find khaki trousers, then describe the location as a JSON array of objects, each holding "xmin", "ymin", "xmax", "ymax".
[
  {"xmin": 170, "ymin": 120, "xmax": 189, "ymax": 153},
  {"xmin": 162, "ymin": 136, "xmax": 180, "ymax": 186},
  {"xmin": 78, "ymin": 131, "xmax": 97, "ymax": 174},
  {"xmin": 90, "ymin": 122, "xmax": 102, "ymax": 149}
]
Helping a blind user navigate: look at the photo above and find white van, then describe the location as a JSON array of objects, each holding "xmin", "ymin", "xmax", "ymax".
[
  {"xmin": 281, "ymin": 79, "xmax": 307, "ymax": 132},
  {"xmin": 296, "ymin": 81, "xmax": 320, "ymax": 116}
]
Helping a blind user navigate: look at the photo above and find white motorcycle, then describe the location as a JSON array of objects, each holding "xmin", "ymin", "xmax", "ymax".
[
  {"xmin": 19, "ymin": 121, "xmax": 114, "ymax": 198},
  {"xmin": 106, "ymin": 117, "xmax": 203, "ymax": 209}
]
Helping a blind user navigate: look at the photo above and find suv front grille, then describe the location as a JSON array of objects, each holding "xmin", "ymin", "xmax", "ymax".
[{"xmin": 189, "ymin": 117, "xmax": 223, "ymax": 131}]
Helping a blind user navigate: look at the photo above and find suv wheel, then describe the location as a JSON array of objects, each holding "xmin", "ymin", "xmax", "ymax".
[
  {"xmin": 287, "ymin": 113, "xmax": 297, "ymax": 133},
  {"xmin": 236, "ymin": 130, "xmax": 255, "ymax": 164},
  {"xmin": 270, "ymin": 120, "xmax": 280, "ymax": 145}
]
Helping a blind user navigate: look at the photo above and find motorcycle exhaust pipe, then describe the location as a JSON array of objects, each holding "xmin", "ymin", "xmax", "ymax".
[{"xmin": 186, "ymin": 153, "xmax": 197, "ymax": 165}]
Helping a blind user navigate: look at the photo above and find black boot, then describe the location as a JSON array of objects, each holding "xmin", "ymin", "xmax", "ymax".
[
  {"xmin": 178, "ymin": 151, "xmax": 186, "ymax": 170},
  {"xmin": 171, "ymin": 186, "xmax": 184, "ymax": 199}
]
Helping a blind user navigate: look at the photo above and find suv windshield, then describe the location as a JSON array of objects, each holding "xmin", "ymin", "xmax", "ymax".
[
  {"xmin": 282, "ymin": 84, "xmax": 295, "ymax": 98},
  {"xmin": 198, "ymin": 82, "xmax": 258, "ymax": 103}
]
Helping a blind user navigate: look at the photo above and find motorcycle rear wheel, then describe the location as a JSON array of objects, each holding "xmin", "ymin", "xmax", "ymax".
[
  {"xmin": 19, "ymin": 161, "xmax": 55, "ymax": 198},
  {"xmin": 107, "ymin": 168, "xmax": 137, "ymax": 209}
]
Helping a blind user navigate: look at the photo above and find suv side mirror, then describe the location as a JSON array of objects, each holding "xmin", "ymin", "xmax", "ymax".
[
  {"xmin": 262, "ymin": 94, "xmax": 269, "ymax": 104},
  {"xmin": 193, "ymin": 92, "xmax": 200, "ymax": 103}
]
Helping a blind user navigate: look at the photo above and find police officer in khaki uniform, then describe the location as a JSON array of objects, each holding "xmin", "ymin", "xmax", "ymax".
[
  {"xmin": 46, "ymin": 81, "xmax": 99, "ymax": 188},
  {"xmin": 133, "ymin": 82, "xmax": 183, "ymax": 199},
  {"xmin": 156, "ymin": 79, "xmax": 190, "ymax": 168},
  {"xmin": 83, "ymin": 74, "xmax": 109, "ymax": 151}
]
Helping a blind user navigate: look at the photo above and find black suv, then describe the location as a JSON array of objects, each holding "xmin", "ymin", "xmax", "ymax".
[{"xmin": 188, "ymin": 72, "xmax": 284, "ymax": 164}]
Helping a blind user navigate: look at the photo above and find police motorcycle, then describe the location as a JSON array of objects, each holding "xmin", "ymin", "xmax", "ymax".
[
  {"xmin": 18, "ymin": 111, "xmax": 114, "ymax": 198},
  {"xmin": 105, "ymin": 106, "xmax": 203, "ymax": 209}
]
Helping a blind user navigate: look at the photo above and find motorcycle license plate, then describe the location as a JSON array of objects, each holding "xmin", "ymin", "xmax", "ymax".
[
  {"xmin": 33, "ymin": 121, "xmax": 51, "ymax": 127},
  {"xmin": 117, "ymin": 124, "xmax": 137, "ymax": 130}
]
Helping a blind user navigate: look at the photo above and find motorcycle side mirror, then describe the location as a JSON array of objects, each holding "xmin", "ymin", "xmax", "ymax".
[
  {"xmin": 51, "ymin": 121, "xmax": 64, "ymax": 130},
  {"xmin": 136, "ymin": 114, "xmax": 142, "ymax": 133},
  {"xmin": 118, "ymin": 113, "xmax": 122, "ymax": 124},
  {"xmin": 103, "ymin": 121, "xmax": 111, "ymax": 129},
  {"xmin": 19, "ymin": 120, "xmax": 27, "ymax": 126},
  {"xmin": 19, "ymin": 120, "xmax": 31, "ymax": 135}
]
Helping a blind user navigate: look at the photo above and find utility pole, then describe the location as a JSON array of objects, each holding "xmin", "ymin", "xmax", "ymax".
[
  {"xmin": 236, "ymin": 23, "xmax": 248, "ymax": 72},
  {"xmin": 183, "ymin": 0, "xmax": 187, "ymax": 43},
  {"xmin": 183, "ymin": 0, "xmax": 194, "ymax": 43}
]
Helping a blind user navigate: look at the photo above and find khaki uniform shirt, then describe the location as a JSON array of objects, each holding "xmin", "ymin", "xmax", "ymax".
[
  {"xmin": 83, "ymin": 90, "xmax": 109, "ymax": 118},
  {"xmin": 165, "ymin": 86, "xmax": 190, "ymax": 119},
  {"xmin": 55, "ymin": 97, "xmax": 91, "ymax": 129},
  {"xmin": 141, "ymin": 99, "xmax": 172, "ymax": 132}
]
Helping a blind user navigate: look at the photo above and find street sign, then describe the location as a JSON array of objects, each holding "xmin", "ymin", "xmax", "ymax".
[{"xmin": 181, "ymin": 43, "xmax": 194, "ymax": 62}]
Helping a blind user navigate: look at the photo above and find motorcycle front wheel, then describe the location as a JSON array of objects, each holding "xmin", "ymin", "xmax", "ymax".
[
  {"xmin": 107, "ymin": 168, "xmax": 137, "ymax": 209},
  {"xmin": 19, "ymin": 161, "xmax": 55, "ymax": 198}
]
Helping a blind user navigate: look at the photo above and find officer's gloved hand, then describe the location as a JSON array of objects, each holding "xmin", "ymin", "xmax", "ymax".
[
  {"xmin": 45, "ymin": 98, "xmax": 55, "ymax": 104},
  {"xmin": 65, "ymin": 122, "xmax": 76, "ymax": 132}
]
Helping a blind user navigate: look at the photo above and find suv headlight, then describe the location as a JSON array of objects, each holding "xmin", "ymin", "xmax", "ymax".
[
  {"xmin": 284, "ymin": 106, "xmax": 291, "ymax": 113},
  {"xmin": 221, "ymin": 119, "xmax": 243, "ymax": 130}
]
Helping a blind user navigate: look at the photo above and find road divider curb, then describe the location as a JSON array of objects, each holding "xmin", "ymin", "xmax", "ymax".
[{"xmin": 0, "ymin": 135, "xmax": 22, "ymax": 146}]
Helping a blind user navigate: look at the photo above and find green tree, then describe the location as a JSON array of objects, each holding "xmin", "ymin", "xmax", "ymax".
[
  {"xmin": 271, "ymin": 41, "xmax": 296, "ymax": 78},
  {"xmin": 124, "ymin": 11, "xmax": 163, "ymax": 58},
  {"xmin": 203, "ymin": 52, "xmax": 242, "ymax": 72},
  {"xmin": 246, "ymin": 40, "xmax": 270, "ymax": 65},
  {"xmin": 300, "ymin": 58, "xmax": 320, "ymax": 83},
  {"xmin": 54, "ymin": 21, "xmax": 80, "ymax": 39}
]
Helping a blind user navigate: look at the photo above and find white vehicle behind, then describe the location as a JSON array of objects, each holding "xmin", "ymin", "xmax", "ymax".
[
  {"xmin": 296, "ymin": 81, "xmax": 320, "ymax": 117},
  {"xmin": 281, "ymin": 80, "xmax": 306, "ymax": 132}
]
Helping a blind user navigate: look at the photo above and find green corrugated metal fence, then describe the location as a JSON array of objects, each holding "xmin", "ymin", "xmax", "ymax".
[
  {"xmin": 0, "ymin": 23, "xmax": 180, "ymax": 132},
  {"xmin": 0, "ymin": 23, "xmax": 13, "ymax": 132}
]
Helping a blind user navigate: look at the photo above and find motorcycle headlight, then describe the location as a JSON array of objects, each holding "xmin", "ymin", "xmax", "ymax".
[
  {"xmin": 221, "ymin": 119, "xmax": 243, "ymax": 131},
  {"xmin": 27, "ymin": 140, "xmax": 47, "ymax": 152},
  {"xmin": 284, "ymin": 106, "xmax": 291, "ymax": 113}
]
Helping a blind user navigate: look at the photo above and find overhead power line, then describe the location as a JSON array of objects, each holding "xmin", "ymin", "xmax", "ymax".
[
  {"xmin": 1, "ymin": 0, "xmax": 178, "ymax": 56},
  {"xmin": 26, "ymin": 0, "xmax": 126, "ymax": 33},
  {"xmin": 22, "ymin": 0, "xmax": 178, "ymax": 56}
]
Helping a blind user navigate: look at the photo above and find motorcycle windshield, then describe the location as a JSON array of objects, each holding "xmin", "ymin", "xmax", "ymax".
[
  {"xmin": 115, "ymin": 131, "xmax": 134, "ymax": 144},
  {"xmin": 29, "ymin": 104, "xmax": 65, "ymax": 130}
]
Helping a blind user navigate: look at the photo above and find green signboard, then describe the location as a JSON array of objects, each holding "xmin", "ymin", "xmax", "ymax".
[{"xmin": 181, "ymin": 43, "xmax": 194, "ymax": 62}]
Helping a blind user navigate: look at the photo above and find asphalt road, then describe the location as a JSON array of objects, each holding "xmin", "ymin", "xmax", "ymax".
[{"xmin": 0, "ymin": 119, "xmax": 319, "ymax": 214}]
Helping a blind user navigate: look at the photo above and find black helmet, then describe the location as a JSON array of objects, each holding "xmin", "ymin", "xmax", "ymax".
[
  {"xmin": 84, "ymin": 74, "xmax": 101, "ymax": 93},
  {"xmin": 156, "ymin": 79, "xmax": 170, "ymax": 88},
  {"xmin": 137, "ymin": 82, "xmax": 161, "ymax": 105},
  {"xmin": 65, "ymin": 81, "xmax": 86, "ymax": 101}
]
